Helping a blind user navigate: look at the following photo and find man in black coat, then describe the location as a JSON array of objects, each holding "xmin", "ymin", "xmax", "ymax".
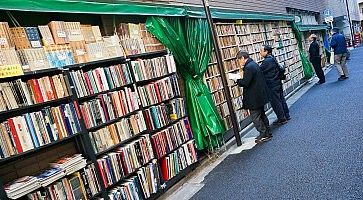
[
  {"xmin": 309, "ymin": 34, "xmax": 325, "ymax": 84},
  {"xmin": 235, "ymin": 51, "xmax": 271, "ymax": 143},
  {"xmin": 259, "ymin": 45, "xmax": 290, "ymax": 125}
]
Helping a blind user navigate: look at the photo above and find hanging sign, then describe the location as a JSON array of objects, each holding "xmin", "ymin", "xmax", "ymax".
[
  {"xmin": 236, "ymin": 20, "xmax": 243, "ymax": 25},
  {"xmin": 0, "ymin": 64, "xmax": 24, "ymax": 78}
]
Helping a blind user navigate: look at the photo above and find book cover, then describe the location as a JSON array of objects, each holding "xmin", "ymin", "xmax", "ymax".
[
  {"xmin": 7, "ymin": 118, "xmax": 23, "ymax": 153},
  {"xmin": 24, "ymin": 113, "xmax": 40, "ymax": 148}
]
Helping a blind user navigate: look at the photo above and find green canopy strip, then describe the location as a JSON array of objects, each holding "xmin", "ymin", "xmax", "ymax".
[
  {"xmin": 145, "ymin": 17, "xmax": 226, "ymax": 150},
  {"xmin": 291, "ymin": 22, "xmax": 314, "ymax": 79},
  {"xmin": 0, "ymin": 0, "xmax": 294, "ymax": 21}
]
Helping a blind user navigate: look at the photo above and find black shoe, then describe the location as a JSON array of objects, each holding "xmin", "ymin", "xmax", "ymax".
[
  {"xmin": 286, "ymin": 116, "xmax": 291, "ymax": 121},
  {"xmin": 344, "ymin": 76, "xmax": 349, "ymax": 79},
  {"xmin": 338, "ymin": 76, "xmax": 346, "ymax": 81},
  {"xmin": 256, "ymin": 135, "xmax": 272, "ymax": 143},
  {"xmin": 272, "ymin": 119, "xmax": 288, "ymax": 125},
  {"xmin": 317, "ymin": 81, "xmax": 325, "ymax": 85}
]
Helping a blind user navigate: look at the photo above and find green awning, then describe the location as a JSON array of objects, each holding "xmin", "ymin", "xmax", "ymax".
[
  {"xmin": 0, "ymin": 0, "xmax": 186, "ymax": 16},
  {"xmin": 0, "ymin": 0, "xmax": 293, "ymax": 21},
  {"xmin": 186, "ymin": 6, "xmax": 294, "ymax": 21},
  {"xmin": 297, "ymin": 24, "xmax": 328, "ymax": 32}
]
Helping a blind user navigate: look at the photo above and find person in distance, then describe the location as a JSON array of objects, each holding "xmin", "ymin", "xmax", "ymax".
[
  {"xmin": 308, "ymin": 34, "xmax": 325, "ymax": 84},
  {"xmin": 235, "ymin": 50, "xmax": 271, "ymax": 143},
  {"xmin": 259, "ymin": 45, "xmax": 290, "ymax": 126},
  {"xmin": 330, "ymin": 28, "xmax": 349, "ymax": 81}
]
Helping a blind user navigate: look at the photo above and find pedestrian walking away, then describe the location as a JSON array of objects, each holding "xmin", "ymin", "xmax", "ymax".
[
  {"xmin": 331, "ymin": 28, "xmax": 349, "ymax": 81},
  {"xmin": 259, "ymin": 45, "xmax": 290, "ymax": 125},
  {"xmin": 234, "ymin": 50, "xmax": 271, "ymax": 143},
  {"xmin": 308, "ymin": 34, "xmax": 325, "ymax": 84}
]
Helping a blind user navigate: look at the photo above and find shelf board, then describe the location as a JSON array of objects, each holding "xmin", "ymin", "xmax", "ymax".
[
  {"xmin": 95, "ymin": 130, "xmax": 148, "ymax": 156},
  {"xmin": 225, "ymin": 68, "xmax": 240, "ymax": 73},
  {"xmin": 156, "ymin": 139, "xmax": 194, "ymax": 160},
  {"xmin": 236, "ymin": 33, "xmax": 249, "ymax": 36},
  {"xmin": 87, "ymin": 109, "xmax": 140, "ymax": 132},
  {"xmin": 0, "ymin": 132, "xmax": 80, "ymax": 165},
  {"xmin": 221, "ymin": 45, "xmax": 238, "ymax": 49},
  {"xmin": 223, "ymin": 57, "xmax": 236, "ymax": 61},
  {"xmin": 0, "ymin": 96, "xmax": 72, "ymax": 119},
  {"xmin": 204, "ymin": 74, "xmax": 221, "ymax": 80},
  {"xmin": 65, "ymin": 56, "xmax": 127, "ymax": 70},
  {"xmin": 77, "ymin": 83, "xmax": 134, "ymax": 102},
  {"xmin": 218, "ymin": 34, "xmax": 236, "ymax": 37},
  {"xmin": 135, "ymin": 72, "xmax": 176, "ymax": 86},
  {"xmin": 142, "ymin": 95, "xmax": 182, "ymax": 110},
  {"xmin": 128, "ymin": 50, "xmax": 168, "ymax": 60},
  {"xmin": 210, "ymin": 87, "xmax": 224, "ymax": 93},
  {"xmin": 148, "ymin": 116, "xmax": 187, "ymax": 136}
]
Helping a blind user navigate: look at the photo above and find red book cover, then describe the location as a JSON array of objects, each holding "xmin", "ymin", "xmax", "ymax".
[
  {"xmin": 143, "ymin": 110, "xmax": 153, "ymax": 130},
  {"xmin": 83, "ymin": 72, "xmax": 94, "ymax": 95},
  {"xmin": 73, "ymin": 101, "xmax": 82, "ymax": 119},
  {"xmin": 30, "ymin": 79, "xmax": 44, "ymax": 103},
  {"xmin": 95, "ymin": 69, "xmax": 104, "ymax": 92},
  {"xmin": 118, "ymin": 91, "xmax": 126, "ymax": 115},
  {"xmin": 154, "ymin": 83, "xmax": 162, "ymax": 102},
  {"xmin": 151, "ymin": 135, "xmax": 160, "ymax": 159},
  {"xmin": 160, "ymin": 158, "xmax": 169, "ymax": 181},
  {"xmin": 49, "ymin": 76, "xmax": 58, "ymax": 100},
  {"xmin": 99, "ymin": 96, "xmax": 110, "ymax": 122},
  {"xmin": 80, "ymin": 106, "xmax": 90, "ymax": 129},
  {"xmin": 7, "ymin": 118, "xmax": 23, "ymax": 153},
  {"xmin": 97, "ymin": 160, "xmax": 108, "ymax": 188}
]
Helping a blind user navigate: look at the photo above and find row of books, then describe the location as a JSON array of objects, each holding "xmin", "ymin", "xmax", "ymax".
[
  {"xmin": 206, "ymin": 76, "xmax": 223, "ymax": 92},
  {"xmin": 0, "ymin": 102, "xmax": 81, "ymax": 159},
  {"xmin": 143, "ymin": 99, "xmax": 187, "ymax": 132},
  {"xmin": 4, "ymin": 154, "xmax": 87, "ymax": 199},
  {"xmin": 215, "ymin": 24, "xmax": 235, "ymax": 35},
  {"xmin": 224, "ymin": 59, "xmax": 238, "ymax": 72},
  {"xmin": 221, "ymin": 47, "xmax": 238, "ymax": 60},
  {"xmin": 131, "ymin": 55, "xmax": 176, "ymax": 82},
  {"xmin": 205, "ymin": 64, "xmax": 219, "ymax": 79},
  {"xmin": 151, "ymin": 118, "xmax": 193, "ymax": 159},
  {"xmin": 97, "ymin": 135, "xmax": 154, "ymax": 188},
  {"xmin": 160, "ymin": 140, "xmax": 198, "ymax": 181},
  {"xmin": 235, "ymin": 24, "xmax": 249, "ymax": 35},
  {"xmin": 116, "ymin": 23, "xmax": 165, "ymax": 55},
  {"xmin": 69, "ymin": 64, "xmax": 133, "ymax": 98},
  {"xmin": 89, "ymin": 111, "xmax": 147, "ymax": 154},
  {"xmin": 107, "ymin": 160, "xmax": 160, "ymax": 200},
  {"xmin": 212, "ymin": 90, "xmax": 226, "ymax": 105},
  {"xmin": 219, "ymin": 36, "xmax": 237, "ymax": 47},
  {"xmin": 0, "ymin": 74, "xmax": 69, "ymax": 112},
  {"xmin": 80, "ymin": 87, "xmax": 140, "ymax": 129},
  {"xmin": 137, "ymin": 75, "xmax": 181, "ymax": 107}
]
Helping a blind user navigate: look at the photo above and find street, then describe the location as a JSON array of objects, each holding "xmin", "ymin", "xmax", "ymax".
[{"xmin": 190, "ymin": 48, "xmax": 363, "ymax": 200}]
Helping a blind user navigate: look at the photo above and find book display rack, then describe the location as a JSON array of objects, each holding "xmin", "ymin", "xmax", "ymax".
[
  {"xmin": 0, "ymin": 20, "xmax": 198, "ymax": 200},
  {"xmin": 205, "ymin": 21, "xmax": 304, "ymax": 130}
]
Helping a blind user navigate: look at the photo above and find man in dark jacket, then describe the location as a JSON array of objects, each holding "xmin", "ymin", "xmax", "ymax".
[
  {"xmin": 235, "ymin": 50, "xmax": 271, "ymax": 143},
  {"xmin": 330, "ymin": 28, "xmax": 349, "ymax": 81},
  {"xmin": 259, "ymin": 45, "xmax": 290, "ymax": 125},
  {"xmin": 309, "ymin": 34, "xmax": 325, "ymax": 84}
]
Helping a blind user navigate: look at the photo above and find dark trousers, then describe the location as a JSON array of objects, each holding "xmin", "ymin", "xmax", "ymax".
[
  {"xmin": 310, "ymin": 57, "xmax": 325, "ymax": 83},
  {"xmin": 250, "ymin": 107, "xmax": 270, "ymax": 136},
  {"xmin": 268, "ymin": 87, "xmax": 290, "ymax": 121}
]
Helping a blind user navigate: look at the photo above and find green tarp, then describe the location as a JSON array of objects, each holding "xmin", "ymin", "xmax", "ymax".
[
  {"xmin": 0, "ymin": 0, "xmax": 293, "ymax": 21},
  {"xmin": 146, "ymin": 17, "xmax": 226, "ymax": 150}
]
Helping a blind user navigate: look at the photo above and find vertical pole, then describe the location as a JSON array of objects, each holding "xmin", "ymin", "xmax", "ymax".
[
  {"xmin": 345, "ymin": 0, "xmax": 355, "ymax": 46},
  {"xmin": 201, "ymin": 0, "xmax": 242, "ymax": 146}
]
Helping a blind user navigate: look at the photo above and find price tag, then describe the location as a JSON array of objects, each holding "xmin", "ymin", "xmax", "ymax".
[
  {"xmin": 57, "ymin": 31, "xmax": 67, "ymax": 38},
  {"xmin": 76, "ymin": 49, "xmax": 86, "ymax": 56},
  {"xmin": 31, "ymin": 40, "xmax": 42, "ymax": 48},
  {"xmin": 170, "ymin": 113, "xmax": 178, "ymax": 120},
  {"xmin": 0, "ymin": 64, "xmax": 24, "ymax": 78},
  {"xmin": 0, "ymin": 38, "xmax": 8, "ymax": 46},
  {"xmin": 236, "ymin": 20, "xmax": 243, "ymax": 25},
  {"xmin": 71, "ymin": 30, "xmax": 81, "ymax": 35},
  {"xmin": 57, "ymin": 53, "xmax": 67, "ymax": 61}
]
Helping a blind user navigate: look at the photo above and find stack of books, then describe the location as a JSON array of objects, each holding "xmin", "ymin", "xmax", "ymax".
[
  {"xmin": 50, "ymin": 154, "xmax": 87, "ymax": 175},
  {"xmin": 36, "ymin": 167, "xmax": 66, "ymax": 187},
  {"xmin": 4, "ymin": 176, "xmax": 41, "ymax": 199}
]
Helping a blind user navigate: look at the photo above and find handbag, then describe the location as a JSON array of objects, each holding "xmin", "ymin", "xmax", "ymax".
[{"xmin": 272, "ymin": 56, "xmax": 286, "ymax": 80}]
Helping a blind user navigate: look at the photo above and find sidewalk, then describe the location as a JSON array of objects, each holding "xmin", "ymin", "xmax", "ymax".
[{"xmin": 161, "ymin": 47, "xmax": 363, "ymax": 200}]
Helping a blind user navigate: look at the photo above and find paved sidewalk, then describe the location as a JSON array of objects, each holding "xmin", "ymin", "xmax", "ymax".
[{"xmin": 162, "ymin": 47, "xmax": 363, "ymax": 200}]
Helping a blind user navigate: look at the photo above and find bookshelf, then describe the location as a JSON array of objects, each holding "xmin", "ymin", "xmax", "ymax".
[
  {"xmin": 205, "ymin": 21, "xmax": 305, "ymax": 132},
  {"xmin": 0, "ymin": 21, "xmax": 198, "ymax": 200}
]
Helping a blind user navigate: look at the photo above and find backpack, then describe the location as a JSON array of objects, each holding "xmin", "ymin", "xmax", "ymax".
[{"xmin": 271, "ymin": 56, "xmax": 286, "ymax": 80}]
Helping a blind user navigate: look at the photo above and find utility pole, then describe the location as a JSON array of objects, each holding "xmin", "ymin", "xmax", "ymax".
[
  {"xmin": 201, "ymin": 0, "xmax": 242, "ymax": 146},
  {"xmin": 345, "ymin": 0, "xmax": 355, "ymax": 46}
]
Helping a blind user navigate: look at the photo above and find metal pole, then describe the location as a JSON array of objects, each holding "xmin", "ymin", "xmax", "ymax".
[
  {"xmin": 201, "ymin": 0, "xmax": 242, "ymax": 146},
  {"xmin": 345, "ymin": 0, "xmax": 355, "ymax": 46}
]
